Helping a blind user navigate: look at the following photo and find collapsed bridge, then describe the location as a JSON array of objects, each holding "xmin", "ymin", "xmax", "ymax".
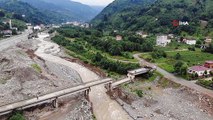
[{"xmin": 0, "ymin": 67, "xmax": 154, "ymax": 116}]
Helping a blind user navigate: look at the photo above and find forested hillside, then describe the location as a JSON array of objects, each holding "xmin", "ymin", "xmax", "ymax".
[
  {"xmin": 21, "ymin": 0, "xmax": 100, "ymax": 22},
  {"xmin": 92, "ymin": 0, "xmax": 213, "ymax": 36},
  {"xmin": 0, "ymin": 0, "xmax": 56, "ymax": 24},
  {"xmin": 0, "ymin": 9, "xmax": 27, "ymax": 37}
]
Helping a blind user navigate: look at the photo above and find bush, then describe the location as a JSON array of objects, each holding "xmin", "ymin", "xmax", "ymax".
[
  {"xmin": 31, "ymin": 64, "xmax": 42, "ymax": 73},
  {"xmin": 188, "ymin": 46, "xmax": 195, "ymax": 51},
  {"xmin": 9, "ymin": 112, "xmax": 25, "ymax": 120},
  {"xmin": 151, "ymin": 50, "xmax": 167, "ymax": 59},
  {"xmin": 135, "ymin": 89, "xmax": 144, "ymax": 97}
]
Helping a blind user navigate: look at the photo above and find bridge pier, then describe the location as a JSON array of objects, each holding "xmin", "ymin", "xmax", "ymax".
[
  {"xmin": 105, "ymin": 82, "xmax": 112, "ymax": 92},
  {"xmin": 52, "ymin": 98, "xmax": 58, "ymax": 108},
  {"xmin": 84, "ymin": 88, "xmax": 90, "ymax": 99},
  {"xmin": 127, "ymin": 73, "xmax": 135, "ymax": 82}
]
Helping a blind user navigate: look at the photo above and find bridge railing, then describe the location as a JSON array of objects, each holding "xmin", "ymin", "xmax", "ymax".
[{"xmin": 0, "ymin": 78, "xmax": 112, "ymax": 114}]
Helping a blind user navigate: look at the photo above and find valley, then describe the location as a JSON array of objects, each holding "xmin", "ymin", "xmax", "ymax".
[{"xmin": 0, "ymin": 0, "xmax": 213, "ymax": 120}]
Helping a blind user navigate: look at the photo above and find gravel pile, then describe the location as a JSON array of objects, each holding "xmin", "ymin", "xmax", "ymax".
[
  {"xmin": 65, "ymin": 99, "xmax": 93, "ymax": 120},
  {"xmin": 0, "ymin": 41, "xmax": 82, "ymax": 106},
  {"xmin": 119, "ymin": 82, "xmax": 213, "ymax": 120}
]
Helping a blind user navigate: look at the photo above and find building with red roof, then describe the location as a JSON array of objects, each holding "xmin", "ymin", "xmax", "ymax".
[
  {"xmin": 204, "ymin": 61, "xmax": 213, "ymax": 69},
  {"xmin": 188, "ymin": 65, "xmax": 211, "ymax": 77}
]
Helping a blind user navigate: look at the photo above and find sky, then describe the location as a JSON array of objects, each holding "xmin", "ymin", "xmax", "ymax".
[{"xmin": 71, "ymin": 0, "xmax": 114, "ymax": 6}]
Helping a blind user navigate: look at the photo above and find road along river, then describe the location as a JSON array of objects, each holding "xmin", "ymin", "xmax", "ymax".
[{"xmin": 34, "ymin": 33, "xmax": 132, "ymax": 120}]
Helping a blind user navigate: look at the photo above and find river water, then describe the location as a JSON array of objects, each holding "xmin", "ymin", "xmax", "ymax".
[{"xmin": 35, "ymin": 33, "xmax": 132, "ymax": 120}]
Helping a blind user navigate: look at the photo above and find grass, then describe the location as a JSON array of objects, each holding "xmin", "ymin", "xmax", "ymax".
[
  {"xmin": 105, "ymin": 52, "xmax": 138, "ymax": 62},
  {"xmin": 141, "ymin": 50, "xmax": 213, "ymax": 73},
  {"xmin": 135, "ymin": 89, "xmax": 144, "ymax": 97},
  {"xmin": 155, "ymin": 41, "xmax": 190, "ymax": 51},
  {"xmin": 31, "ymin": 64, "xmax": 42, "ymax": 73},
  {"xmin": 158, "ymin": 78, "xmax": 181, "ymax": 88},
  {"xmin": 196, "ymin": 79, "xmax": 213, "ymax": 90}
]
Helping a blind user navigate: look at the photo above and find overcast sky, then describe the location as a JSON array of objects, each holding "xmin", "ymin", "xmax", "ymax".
[{"xmin": 71, "ymin": 0, "xmax": 114, "ymax": 6}]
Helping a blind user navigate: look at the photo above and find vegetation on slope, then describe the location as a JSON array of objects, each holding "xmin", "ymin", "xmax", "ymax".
[
  {"xmin": 52, "ymin": 26, "xmax": 141, "ymax": 75},
  {"xmin": 92, "ymin": 0, "xmax": 213, "ymax": 36},
  {"xmin": 21, "ymin": 0, "xmax": 100, "ymax": 22}
]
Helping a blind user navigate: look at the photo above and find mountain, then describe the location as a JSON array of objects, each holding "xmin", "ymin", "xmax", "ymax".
[
  {"xmin": 0, "ymin": 0, "xmax": 57, "ymax": 24},
  {"xmin": 21, "ymin": 0, "xmax": 100, "ymax": 22},
  {"xmin": 90, "ymin": 6, "xmax": 105, "ymax": 13},
  {"xmin": 91, "ymin": 0, "xmax": 213, "ymax": 36}
]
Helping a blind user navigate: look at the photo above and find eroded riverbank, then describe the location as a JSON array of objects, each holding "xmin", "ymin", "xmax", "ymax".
[{"xmin": 35, "ymin": 33, "xmax": 132, "ymax": 120}]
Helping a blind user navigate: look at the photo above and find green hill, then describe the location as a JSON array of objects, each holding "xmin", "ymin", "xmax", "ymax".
[
  {"xmin": 91, "ymin": 0, "xmax": 213, "ymax": 36},
  {"xmin": 0, "ymin": 0, "xmax": 55, "ymax": 24},
  {"xmin": 0, "ymin": 9, "xmax": 26, "ymax": 36},
  {"xmin": 21, "ymin": 0, "xmax": 100, "ymax": 22}
]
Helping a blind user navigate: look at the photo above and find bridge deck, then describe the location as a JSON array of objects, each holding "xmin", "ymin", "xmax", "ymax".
[
  {"xmin": 0, "ymin": 78, "xmax": 112, "ymax": 114},
  {"xmin": 128, "ymin": 68, "xmax": 150, "ymax": 76},
  {"xmin": 112, "ymin": 78, "xmax": 131, "ymax": 88}
]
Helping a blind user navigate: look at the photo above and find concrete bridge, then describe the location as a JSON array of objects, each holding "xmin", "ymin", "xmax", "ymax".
[
  {"xmin": 106, "ymin": 67, "xmax": 153, "ymax": 91},
  {"xmin": 0, "ymin": 78, "xmax": 112, "ymax": 116},
  {"xmin": 0, "ymin": 67, "xmax": 153, "ymax": 116}
]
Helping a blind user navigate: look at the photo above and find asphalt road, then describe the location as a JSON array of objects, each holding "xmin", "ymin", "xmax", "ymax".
[
  {"xmin": 134, "ymin": 53, "xmax": 213, "ymax": 98},
  {"xmin": 0, "ymin": 30, "xmax": 30, "ymax": 51}
]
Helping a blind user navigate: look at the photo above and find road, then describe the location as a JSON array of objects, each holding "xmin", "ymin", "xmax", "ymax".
[
  {"xmin": 0, "ymin": 30, "xmax": 31, "ymax": 51},
  {"xmin": 133, "ymin": 53, "xmax": 213, "ymax": 98}
]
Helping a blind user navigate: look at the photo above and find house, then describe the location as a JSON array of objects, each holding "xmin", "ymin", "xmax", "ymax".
[
  {"xmin": 33, "ymin": 25, "xmax": 41, "ymax": 31},
  {"xmin": 1, "ymin": 30, "xmax": 12, "ymax": 37},
  {"xmin": 116, "ymin": 35, "xmax": 123, "ymax": 41},
  {"xmin": 136, "ymin": 31, "xmax": 148, "ymax": 38},
  {"xmin": 204, "ymin": 61, "xmax": 213, "ymax": 69},
  {"xmin": 168, "ymin": 34, "xmax": 174, "ymax": 39},
  {"xmin": 205, "ymin": 37, "xmax": 212, "ymax": 45},
  {"xmin": 183, "ymin": 38, "xmax": 196, "ymax": 45},
  {"xmin": 26, "ymin": 23, "xmax": 32, "ymax": 26},
  {"xmin": 156, "ymin": 35, "xmax": 171, "ymax": 47},
  {"xmin": 188, "ymin": 66, "xmax": 211, "ymax": 77}
]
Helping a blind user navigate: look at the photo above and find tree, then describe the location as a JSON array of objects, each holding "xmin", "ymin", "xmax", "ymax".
[
  {"xmin": 174, "ymin": 61, "xmax": 184, "ymax": 74},
  {"xmin": 175, "ymin": 53, "xmax": 181, "ymax": 60},
  {"xmin": 195, "ymin": 73, "xmax": 199, "ymax": 78},
  {"xmin": 204, "ymin": 70, "xmax": 208, "ymax": 77},
  {"xmin": 180, "ymin": 63, "xmax": 188, "ymax": 75}
]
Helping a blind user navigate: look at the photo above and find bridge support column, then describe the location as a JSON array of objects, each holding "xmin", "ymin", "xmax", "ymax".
[
  {"xmin": 84, "ymin": 88, "xmax": 90, "ymax": 99},
  {"xmin": 106, "ymin": 82, "xmax": 112, "ymax": 92},
  {"xmin": 53, "ymin": 98, "xmax": 58, "ymax": 108}
]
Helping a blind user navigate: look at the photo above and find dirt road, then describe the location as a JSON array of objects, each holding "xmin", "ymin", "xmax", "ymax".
[
  {"xmin": 35, "ymin": 33, "xmax": 132, "ymax": 120},
  {"xmin": 0, "ymin": 30, "xmax": 31, "ymax": 51}
]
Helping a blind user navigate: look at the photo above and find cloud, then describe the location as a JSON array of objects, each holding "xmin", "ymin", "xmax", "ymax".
[{"xmin": 71, "ymin": 0, "xmax": 114, "ymax": 6}]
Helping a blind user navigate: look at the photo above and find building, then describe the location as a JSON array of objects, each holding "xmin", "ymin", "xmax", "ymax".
[
  {"xmin": 205, "ymin": 37, "xmax": 212, "ymax": 45},
  {"xmin": 204, "ymin": 61, "xmax": 213, "ymax": 69},
  {"xmin": 183, "ymin": 38, "xmax": 196, "ymax": 45},
  {"xmin": 33, "ymin": 25, "xmax": 41, "ymax": 31},
  {"xmin": 156, "ymin": 35, "xmax": 171, "ymax": 47},
  {"xmin": 168, "ymin": 34, "xmax": 174, "ymax": 39},
  {"xmin": 116, "ymin": 35, "xmax": 123, "ymax": 41},
  {"xmin": 1, "ymin": 30, "xmax": 12, "ymax": 37},
  {"xmin": 188, "ymin": 66, "xmax": 211, "ymax": 77},
  {"xmin": 136, "ymin": 31, "xmax": 148, "ymax": 38}
]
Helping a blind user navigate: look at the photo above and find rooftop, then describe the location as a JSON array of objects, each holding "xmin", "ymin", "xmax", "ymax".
[
  {"xmin": 128, "ymin": 68, "xmax": 149, "ymax": 74},
  {"xmin": 205, "ymin": 61, "xmax": 213, "ymax": 64},
  {"xmin": 188, "ymin": 66, "xmax": 211, "ymax": 72}
]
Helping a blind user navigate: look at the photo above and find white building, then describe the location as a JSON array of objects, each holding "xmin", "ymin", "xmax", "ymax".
[
  {"xmin": 136, "ymin": 31, "xmax": 148, "ymax": 38},
  {"xmin": 33, "ymin": 25, "xmax": 41, "ymax": 31},
  {"xmin": 188, "ymin": 66, "xmax": 211, "ymax": 77},
  {"xmin": 156, "ymin": 35, "xmax": 171, "ymax": 47},
  {"xmin": 184, "ymin": 39, "xmax": 196, "ymax": 45}
]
